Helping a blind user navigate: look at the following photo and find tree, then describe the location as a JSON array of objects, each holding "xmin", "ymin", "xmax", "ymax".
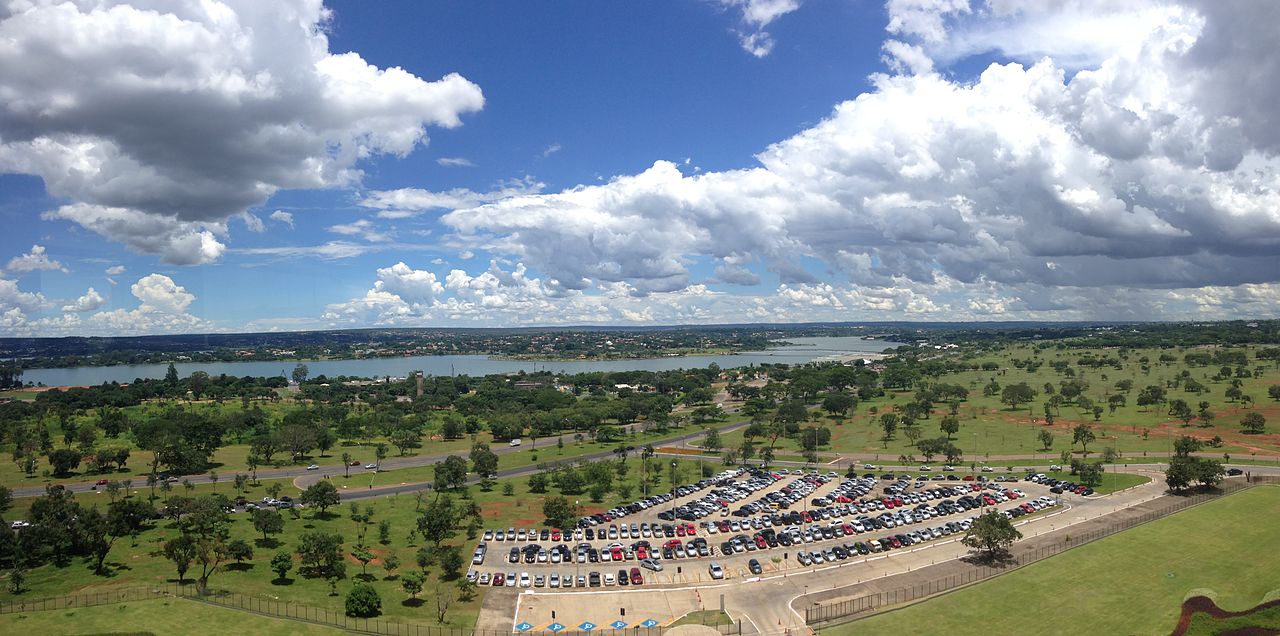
[
  {"xmin": 345, "ymin": 582, "xmax": 382, "ymax": 618},
  {"xmin": 164, "ymin": 535, "xmax": 196, "ymax": 583},
  {"xmin": 961, "ymin": 510, "xmax": 1022, "ymax": 561},
  {"xmin": 939, "ymin": 416, "xmax": 960, "ymax": 440},
  {"xmin": 543, "ymin": 496, "xmax": 579, "ymax": 529},
  {"xmin": 418, "ymin": 495, "xmax": 461, "ymax": 547},
  {"xmin": 341, "ymin": 452, "xmax": 352, "ymax": 478},
  {"xmin": 292, "ymin": 363, "xmax": 309, "ymax": 385},
  {"xmin": 701, "ymin": 428, "xmax": 723, "ymax": 453},
  {"xmin": 433, "ymin": 456, "xmax": 468, "ymax": 491},
  {"xmin": 0, "ymin": 485, "xmax": 12, "ymax": 513},
  {"xmin": 1037, "ymin": 429, "xmax": 1054, "ymax": 451},
  {"xmin": 253, "ymin": 508, "xmax": 285, "ymax": 543},
  {"xmin": 1241, "ymin": 412, "xmax": 1266, "ymax": 434},
  {"xmin": 470, "ymin": 443, "xmax": 499, "ymax": 476},
  {"xmin": 1168, "ymin": 399, "xmax": 1195, "ymax": 426},
  {"xmin": 279, "ymin": 424, "xmax": 317, "ymax": 461},
  {"xmin": 1077, "ymin": 462, "xmax": 1104, "ymax": 488},
  {"xmin": 296, "ymin": 532, "xmax": 345, "ymax": 578},
  {"xmin": 1071, "ymin": 424, "xmax": 1096, "ymax": 454},
  {"xmin": 879, "ymin": 413, "xmax": 899, "ymax": 441},
  {"xmin": 1107, "ymin": 393, "xmax": 1126, "ymax": 414},
  {"xmin": 301, "ymin": 480, "xmax": 341, "ymax": 515},
  {"xmin": 528, "ymin": 472, "xmax": 548, "ymax": 493},
  {"xmin": 271, "ymin": 551, "xmax": 294, "ymax": 581},
  {"xmin": 47, "ymin": 448, "xmax": 82, "ymax": 476},
  {"xmin": 382, "ymin": 554, "xmax": 400, "ymax": 579},
  {"xmin": 438, "ymin": 545, "xmax": 464, "ymax": 579},
  {"xmin": 352, "ymin": 547, "xmax": 374, "ymax": 579},
  {"xmin": 822, "ymin": 393, "xmax": 855, "ymax": 417},
  {"xmin": 374, "ymin": 443, "xmax": 387, "ymax": 469},
  {"xmin": 1000, "ymin": 383, "xmax": 1037, "ymax": 411},
  {"xmin": 1269, "ymin": 385, "xmax": 1280, "ymax": 401},
  {"xmin": 227, "ymin": 539, "xmax": 254, "ymax": 564},
  {"xmin": 401, "ymin": 571, "xmax": 424, "ymax": 600}
]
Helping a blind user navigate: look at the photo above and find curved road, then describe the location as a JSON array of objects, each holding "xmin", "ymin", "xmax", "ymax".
[{"xmin": 9, "ymin": 418, "xmax": 754, "ymax": 500}]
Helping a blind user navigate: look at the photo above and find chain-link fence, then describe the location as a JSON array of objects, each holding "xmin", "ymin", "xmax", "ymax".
[
  {"xmin": 0, "ymin": 581, "xmax": 743, "ymax": 636},
  {"xmin": 805, "ymin": 478, "xmax": 1277, "ymax": 626}
]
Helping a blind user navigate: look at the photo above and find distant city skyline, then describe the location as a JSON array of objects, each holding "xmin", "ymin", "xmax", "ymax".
[{"xmin": 3, "ymin": 0, "xmax": 1279, "ymax": 336}]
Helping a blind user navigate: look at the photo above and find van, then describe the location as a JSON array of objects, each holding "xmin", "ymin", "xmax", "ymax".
[{"xmin": 510, "ymin": 439, "xmax": 522, "ymax": 447}]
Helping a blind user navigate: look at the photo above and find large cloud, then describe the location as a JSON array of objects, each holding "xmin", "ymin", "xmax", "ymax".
[
  {"xmin": 5, "ymin": 245, "xmax": 68, "ymax": 275},
  {"xmin": 1, "ymin": 0, "xmax": 483, "ymax": 264},
  {"xmin": 437, "ymin": 0, "xmax": 1280, "ymax": 308}
]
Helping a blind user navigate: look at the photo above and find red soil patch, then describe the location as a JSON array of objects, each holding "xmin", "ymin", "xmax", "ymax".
[{"xmin": 1169, "ymin": 595, "xmax": 1280, "ymax": 636}]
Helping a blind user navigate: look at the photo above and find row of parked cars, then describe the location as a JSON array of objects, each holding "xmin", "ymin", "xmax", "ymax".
[
  {"xmin": 482, "ymin": 521, "xmax": 698, "ymax": 546},
  {"xmin": 1026, "ymin": 474, "xmax": 1095, "ymax": 496},
  {"xmin": 476, "ymin": 566, "xmax": 645, "ymax": 588}
]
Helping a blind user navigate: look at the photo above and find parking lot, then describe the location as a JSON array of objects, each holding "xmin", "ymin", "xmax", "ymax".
[{"xmin": 467, "ymin": 467, "xmax": 1085, "ymax": 590}]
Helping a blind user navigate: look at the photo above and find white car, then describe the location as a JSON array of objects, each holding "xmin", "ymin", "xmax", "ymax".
[
  {"xmin": 519, "ymin": 572, "xmax": 531, "ymax": 587},
  {"xmin": 306, "ymin": 464, "xmax": 320, "ymax": 470},
  {"xmin": 981, "ymin": 466, "xmax": 994, "ymax": 472},
  {"xmin": 919, "ymin": 465, "xmax": 932, "ymax": 472},
  {"xmin": 863, "ymin": 463, "xmax": 877, "ymax": 470},
  {"xmin": 365, "ymin": 463, "xmax": 377, "ymax": 469},
  {"xmin": 708, "ymin": 563, "xmax": 725, "ymax": 580},
  {"xmin": 942, "ymin": 465, "xmax": 956, "ymax": 471}
]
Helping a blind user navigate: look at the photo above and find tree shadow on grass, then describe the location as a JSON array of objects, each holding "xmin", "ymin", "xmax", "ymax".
[
  {"xmin": 226, "ymin": 563, "xmax": 255, "ymax": 573},
  {"xmin": 401, "ymin": 599, "xmax": 425, "ymax": 608},
  {"xmin": 959, "ymin": 550, "xmax": 1018, "ymax": 569},
  {"xmin": 254, "ymin": 538, "xmax": 281, "ymax": 549},
  {"xmin": 271, "ymin": 577, "xmax": 295, "ymax": 586}
]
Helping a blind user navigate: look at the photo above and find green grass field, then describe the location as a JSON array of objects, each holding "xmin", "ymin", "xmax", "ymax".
[
  {"xmin": 832, "ymin": 485, "xmax": 1280, "ymax": 636},
  {"xmin": 717, "ymin": 343, "xmax": 1280, "ymax": 462},
  {"xmin": 0, "ymin": 597, "xmax": 346, "ymax": 635}
]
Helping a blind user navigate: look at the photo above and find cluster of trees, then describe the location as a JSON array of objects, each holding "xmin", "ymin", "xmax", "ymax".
[
  {"xmin": 0, "ymin": 485, "xmax": 155, "ymax": 589},
  {"xmin": 1164, "ymin": 436, "xmax": 1226, "ymax": 492}
]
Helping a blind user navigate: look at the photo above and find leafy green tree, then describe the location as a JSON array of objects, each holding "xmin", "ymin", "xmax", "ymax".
[
  {"xmin": 961, "ymin": 510, "xmax": 1022, "ymax": 561},
  {"xmin": 1241, "ymin": 412, "xmax": 1266, "ymax": 434},
  {"xmin": 438, "ymin": 545, "xmax": 464, "ymax": 579},
  {"xmin": 296, "ymin": 532, "xmax": 345, "ymax": 578},
  {"xmin": 417, "ymin": 495, "xmax": 460, "ymax": 547},
  {"xmin": 542, "ymin": 496, "xmax": 579, "ymax": 529},
  {"xmin": 470, "ymin": 443, "xmax": 499, "ymax": 476},
  {"xmin": 164, "ymin": 534, "xmax": 196, "ymax": 583},
  {"xmin": 879, "ymin": 413, "xmax": 898, "ymax": 441},
  {"xmin": 1000, "ymin": 383, "xmax": 1037, "ymax": 411},
  {"xmin": 939, "ymin": 416, "xmax": 960, "ymax": 440},
  {"xmin": 822, "ymin": 393, "xmax": 854, "ymax": 417},
  {"xmin": 227, "ymin": 539, "xmax": 254, "ymax": 564},
  {"xmin": 301, "ymin": 480, "xmax": 341, "ymax": 515},
  {"xmin": 253, "ymin": 508, "xmax": 285, "ymax": 543},
  {"xmin": 345, "ymin": 582, "xmax": 382, "ymax": 617},
  {"xmin": 433, "ymin": 456, "xmax": 468, "ymax": 491},
  {"xmin": 1071, "ymin": 424, "xmax": 1096, "ymax": 454},
  {"xmin": 528, "ymin": 472, "xmax": 548, "ymax": 493},
  {"xmin": 401, "ymin": 571, "xmax": 424, "ymax": 600},
  {"xmin": 1037, "ymin": 429, "xmax": 1054, "ymax": 451},
  {"xmin": 271, "ymin": 551, "xmax": 293, "ymax": 581},
  {"xmin": 47, "ymin": 448, "xmax": 82, "ymax": 476}
]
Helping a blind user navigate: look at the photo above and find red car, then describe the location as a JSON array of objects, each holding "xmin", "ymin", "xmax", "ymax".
[
  {"xmin": 95, "ymin": 479, "xmax": 109, "ymax": 486},
  {"xmin": 675, "ymin": 525, "xmax": 686, "ymax": 537},
  {"xmin": 683, "ymin": 523, "xmax": 697, "ymax": 535},
  {"xmin": 551, "ymin": 529, "xmax": 562, "ymax": 541},
  {"xmin": 349, "ymin": 460, "xmax": 362, "ymax": 466},
  {"xmin": 629, "ymin": 567, "xmax": 643, "ymax": 585},
  {"xmin": 962, "ymin": 475, "xmax": 976, "ymax": 481},
  {"xmin": 611, "ymin": 547, "xmax": 624, "ymax": 561},
  {"xmin": 635, "ymin": 545, "xmax": 649, "ymax": 560},
  {"xmin": 492, "ymin": 573, "xmax": 505, "ymax": 587}
]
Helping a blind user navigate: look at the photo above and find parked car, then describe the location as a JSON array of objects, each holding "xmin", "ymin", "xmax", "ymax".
[
  {"xmin": 708, "ymin": 563, "xmax": 725, "ymax": 579},
  {"xmin": 748, "ymin": 558, "xmax": 763, "ymax": 575}
]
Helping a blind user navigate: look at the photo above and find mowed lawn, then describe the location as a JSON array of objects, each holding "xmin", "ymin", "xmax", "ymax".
[
  {"xmin": 0, "ymin": 597, "xmax": 346, "ymax": 635},
  {"xmin": 835, "ymin": 485, "xmax": 1280, "ymax": 636}
]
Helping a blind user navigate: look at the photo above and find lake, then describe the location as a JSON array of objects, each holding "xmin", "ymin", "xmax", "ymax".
[{"xmin": 18, "ymin": 336, "xmax": 900, "ymax": 386}]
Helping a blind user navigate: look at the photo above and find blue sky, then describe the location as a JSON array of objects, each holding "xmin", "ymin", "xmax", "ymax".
[{"xmin": 2, "ymin": 0, "xmax": 1280, "ymax": 335}]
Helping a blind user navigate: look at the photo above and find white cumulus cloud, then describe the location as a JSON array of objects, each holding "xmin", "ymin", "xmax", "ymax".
[
  {"xmin": 1, "ymin": 0, "xmax": 484, "ymax": 263},
  {"xmin": 62, "ymin": 287, "xmax": 107, "ymax": 312},
  {"xmin": 6, "ymin": 245, "xmax": 68, "ymax": 274}
]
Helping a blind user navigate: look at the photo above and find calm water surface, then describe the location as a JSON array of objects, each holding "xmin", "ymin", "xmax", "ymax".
[{"xmin": 20, "ymin": 336, "xmax": 900, "ymax": 386}]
